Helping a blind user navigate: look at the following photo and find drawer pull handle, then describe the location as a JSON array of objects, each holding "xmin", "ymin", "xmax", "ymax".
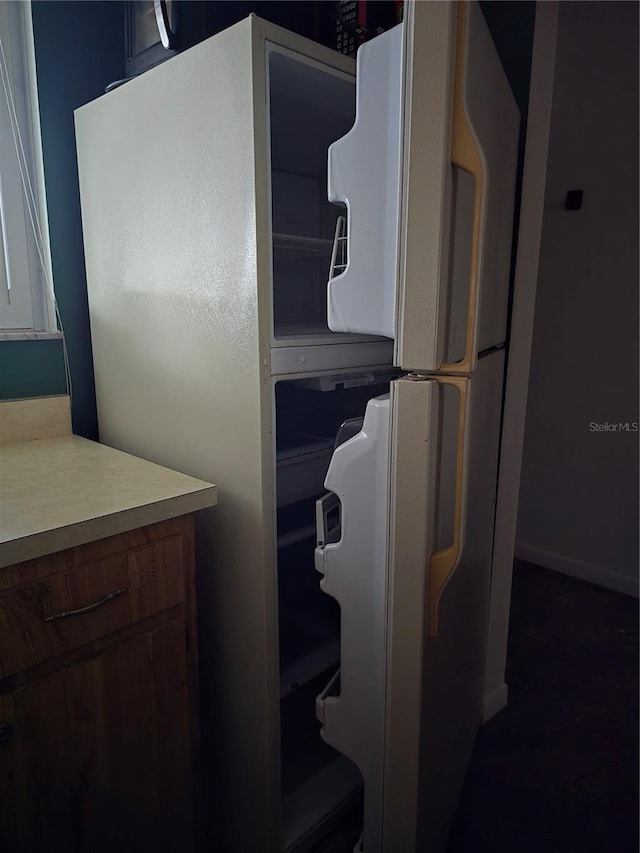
[
  {"xmin": 0, "ymin": 722, "xmax": 13, "ymax": 743},
  {"xmin": 44, "ymin": 588, "xmax": 127, "ymax": 622}
]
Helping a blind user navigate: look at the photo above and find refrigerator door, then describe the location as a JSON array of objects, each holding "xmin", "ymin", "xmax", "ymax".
[
  {"xmin": 383, "ymin": 353, "xmax": 505, "ymax": 851},
  {"xmin": 313, "ymin": 374, "xmax": 465, "ymax": 852},
  {"xmin": 327, "ymin": 1, "xmax": 519, "ymax": 371},
  {"xmin": 314, "ymin": 352, "xmax": 505, "ymax": 852}
]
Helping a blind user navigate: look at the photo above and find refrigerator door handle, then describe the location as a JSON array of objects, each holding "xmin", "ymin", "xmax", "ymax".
[
  {"xmin": 441, "ymin": 2, "xmax": 485, "ymax": 375},
  {"xmin": 428, "ymin": 374, "xmax": 470, "ymax": 636}
]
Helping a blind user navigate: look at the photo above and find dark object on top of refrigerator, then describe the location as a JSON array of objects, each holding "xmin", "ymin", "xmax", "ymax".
[
  {"xmin": 124, "ymin": 1, "xmax": 403, "ymax": 79},
  {"xmin": 124, "ymin": 1, "xmax": 330, "ymax": 78},
  {"xmin": 125, "ymin": 1, "xmax": 325, "ymax": 79},
  {"xmin": 334, "ymin": 1, "xmax": 402, "ymax": 57}
]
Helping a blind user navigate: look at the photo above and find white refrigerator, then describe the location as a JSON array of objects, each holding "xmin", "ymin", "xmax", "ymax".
[{"xmin": 74, "ymin": 2, "xmax": 519, "ymax": 851}]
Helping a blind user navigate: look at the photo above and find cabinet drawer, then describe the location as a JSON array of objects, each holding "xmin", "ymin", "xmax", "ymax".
[{"xmin": 0, "ymin": 535, "xmax": 185, "ymax": 680}]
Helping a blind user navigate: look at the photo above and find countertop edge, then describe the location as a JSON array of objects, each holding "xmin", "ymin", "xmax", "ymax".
[{"xmin": 0, "ymin": 486, "xmax": 218, "ymax": 570}]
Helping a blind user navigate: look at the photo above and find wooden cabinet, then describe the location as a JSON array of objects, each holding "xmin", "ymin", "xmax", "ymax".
[{"xmin": 0, "ymin": 516, "xmax": 199, "ymax": 853}]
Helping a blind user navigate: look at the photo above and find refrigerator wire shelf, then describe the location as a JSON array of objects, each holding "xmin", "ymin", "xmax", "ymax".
[
  {"xmin": 280, "ymin": 610, "xmax": 340, "ymax": 698},
  {"xmin": 329, "ymin": 215, "xmax": 348, "ymax": 280},
  {"xmin": 273, "ymin": 232, "xmax": 333, "ymax": 258},
  {"xmin": 315, "ymin": 667, "xmax": 341, "ymax": 725}
]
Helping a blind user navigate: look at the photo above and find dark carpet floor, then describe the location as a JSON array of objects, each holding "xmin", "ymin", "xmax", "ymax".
[{"xmin": 314, "ymin": 560, "xmax": 639, "ymax": 853}]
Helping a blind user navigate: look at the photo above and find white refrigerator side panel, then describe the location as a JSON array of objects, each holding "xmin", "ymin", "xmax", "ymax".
[
  {"xmin": 326, "ymin": 25, "xmax": 403, "ymax": 338},
  {"xmin": 75, "ymin": 19, "xmax": 279, "ymax": 853}
]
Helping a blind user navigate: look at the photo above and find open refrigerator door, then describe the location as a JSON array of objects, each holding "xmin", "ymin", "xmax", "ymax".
[{"xmin": 312, "ymin": 0, "xmax": 520, "ymax": 849}]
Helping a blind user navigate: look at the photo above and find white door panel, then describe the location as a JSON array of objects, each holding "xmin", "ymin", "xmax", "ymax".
[
  {"xmin": 313, "ymin": 353, "xmax": 504, "ymax": 851},
  {"xmin": 314, "ymin": 394, "xmax": 392, "ymax": 853},
  {"xmin": 397, "ymin": 1, "xmax": 519, "ymax": 372},
  {"xmin": 396, "ymin": 0, "xmax": 456, "ymax": 372},
  {"xmin": 315, "ymin": 378, "xmax": 468, "ymax": 851},
  {"xmin": 382, "ymin": 377, "xmax": 440, "ymax": 851},
  {"xmin": 417, "ymin": 348, "xmax": 505, "ymax": 851},
  {"xmin": 326, "ymin": 25, "xmax": 403, "ymax": 339},
  {"xmin": 383, "ymin": 353, "xmax": 505, "ymax": 851},
  {"xmin": 326, "ymin": 0, "xmax": 519, "ymax": 369}
]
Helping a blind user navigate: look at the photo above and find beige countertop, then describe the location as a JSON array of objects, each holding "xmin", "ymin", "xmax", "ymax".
[{"xmin": 0, "ymin": 435, "xmax": 217, "ymax": 569}]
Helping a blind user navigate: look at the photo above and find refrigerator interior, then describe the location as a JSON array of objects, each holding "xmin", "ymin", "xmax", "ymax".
[
  {"xmin": 268, "ymin": 48, "xmax": 358, "ymax": 343},
  {"xmin": 274, "ymin": 370, "xmax": 394, "ymax": 846}
]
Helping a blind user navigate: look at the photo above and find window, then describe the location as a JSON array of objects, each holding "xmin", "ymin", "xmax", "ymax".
[{"xmin": 0, "ymin": 0, "xmax": 55, "ymax": 333}]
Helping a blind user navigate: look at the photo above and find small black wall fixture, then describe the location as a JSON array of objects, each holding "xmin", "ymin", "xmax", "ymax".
[{"xmin": 565, "ymin": 189, "xmax": 583, "ymax": 211}]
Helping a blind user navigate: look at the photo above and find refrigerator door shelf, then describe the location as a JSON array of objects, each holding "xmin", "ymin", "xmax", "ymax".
[
  {"xmin": 314, "ymin": 394, "xmax": 391, "ymax": 853},
  {"xmin": 327, "ymin": 24, "xmax": 403, "ymax": 339}
]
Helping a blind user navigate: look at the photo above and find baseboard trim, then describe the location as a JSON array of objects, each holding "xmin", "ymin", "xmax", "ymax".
[
  {"xmin": 482, "ymin": 682, "xmax": 508, "ymax": 724},
  {"xmin": 515, "ymin": 543, "xmax": 639, "ymax": 598}
]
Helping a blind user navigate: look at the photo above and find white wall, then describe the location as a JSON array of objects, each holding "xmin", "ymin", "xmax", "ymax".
[{"xmin": 517, "ymin": 1, "xmax": 639, "ymax": 596}]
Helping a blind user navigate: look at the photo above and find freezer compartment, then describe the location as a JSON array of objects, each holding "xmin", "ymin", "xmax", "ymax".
[
  {"xmin": 327, "ymin": 24, "xmax": 403, "ymax": 339},
  {"xmin": 268, "ymin": 47, "xmax": 352, "ymax": 343},
  {"xmin": 268, "ymin": 46, "xmax": 384, "ymax": 346}
]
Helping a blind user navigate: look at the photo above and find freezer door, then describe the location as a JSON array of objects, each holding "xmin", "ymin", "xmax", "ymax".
[
  {"xmin": 326, "ymin": 1, "xmax": 519, "ymax": 372},
  {"xmin": 397, "ymin": 0, "xmax": 520, "ymax": 371}
]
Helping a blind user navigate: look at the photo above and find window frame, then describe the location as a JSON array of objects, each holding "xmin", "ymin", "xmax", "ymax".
[{"xmin": 0, "ymin": 0, "xmax": 56, "ymax": 335}]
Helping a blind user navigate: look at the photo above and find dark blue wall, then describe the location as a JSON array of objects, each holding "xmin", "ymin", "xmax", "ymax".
[
  {"xmin": 0, "ymin": 1, "xmax": 124, "ymax": 439},
  {"xmin": 481, "ymin": 1, "xmax": 535, "ymax": 118}
]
